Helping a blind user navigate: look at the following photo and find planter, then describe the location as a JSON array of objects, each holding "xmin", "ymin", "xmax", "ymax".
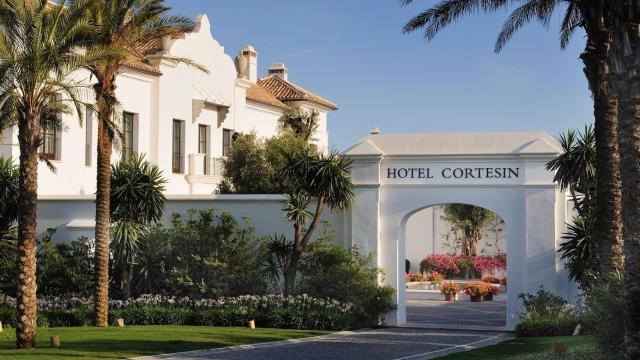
[
  {"xmin": 469, "ymin": 294, "xmax": 482, "ymax": 302},
  {"xmin": 483, "ymin": 293, "xmax": 494, "ymax": 301},
  {"xmin": 444, "ymin": 293, "xmax": 456, "ymax": 302}
]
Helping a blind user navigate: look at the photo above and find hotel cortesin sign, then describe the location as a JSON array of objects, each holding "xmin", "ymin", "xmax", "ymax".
[{"xmin": 382, "ymin": 163, "xmax": 522, "ymax": 185}]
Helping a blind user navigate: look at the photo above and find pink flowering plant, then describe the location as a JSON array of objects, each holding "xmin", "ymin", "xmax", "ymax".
[
  {"xmin": 440, "ymin": 282, "xmax": 460, "ymax": 295},
  {"xmin": 481, "ymin": 274, "xmax": 501, "ymax": 284},
  {"xmin": 463, "ymin": 282, "xmax": 490, "ymax": 297},
  {"xmin": 486, "ymin": 284, "xmax": 500, "ymax": 296},
  {"xmin": 470, "ymin": 255, "xmax": 506, "ymax": 276},
  {"xmin": 425, "ymin": 271, "xmax": 445, "ymax": 282},
  {"xmin": 419, "ymin": 254, "xmax": 460, "ymax": 277},
  {"xmin": 405, "ymin": 272, "xmax": 424, "ymax": 282}
]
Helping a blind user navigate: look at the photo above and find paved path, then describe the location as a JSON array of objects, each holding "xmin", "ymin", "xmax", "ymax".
[
  {"xmin": 405, "ymin": 296, "xmax": 507, "ymax": 331},
  {"xmin": 134, "ymin": 328, "xmax": 512, "ymax": 360}
]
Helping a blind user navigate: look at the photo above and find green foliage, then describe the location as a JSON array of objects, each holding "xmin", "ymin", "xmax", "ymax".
[
  {"xmin": 278, "ymin": 107, "xmax": 320, "ymax": 142},
  {"xmin": 298, "ymin": 239, "xmax": 396, "ymax": 326},
  {"xmin": 516, "ymin": 287, "xmax": 578, "ymax": 337},
  {"xmin": 0, "ymin": 231, "xmax": 17, "ymax": 297},
  {"xmin": 442, "ymin": 203, "xmax": 495, "ymax": 256},
  {"xmin": 583, "ymin": 271, "xmax": 626, "ymax": 355},
  {"xmin": 0, "ymin": 157, "xmax": 18, "ymax": 235},
  {"xmin": 110, "ymin": 153, "xmax": 167, "ymax": 224},
  {"xmin": 219, "ymin": 132, "xmax": 307, "ymax": 194},
  {"xmin": 36, "ymin": 237, "xmax": 94, "ymax": 298},
  {"xmin": 559, "ymin": 217, "xmax": 599, "ymax": 288},
  {"xmin": 261, "ymin": 234, "xmax": 294, "ymax": 295},
  {"xmin": 162, "ymin": 209, "xmax": 267, "ymax": 298},
  {"xmin": 547, "ymin": 127, "xmax": 599, "ymax": 290}
]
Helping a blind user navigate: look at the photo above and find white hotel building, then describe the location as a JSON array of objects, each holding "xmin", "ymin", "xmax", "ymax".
[{"xmin": 0, "ymin": 14, "xmax": 337, "ymax": 196}]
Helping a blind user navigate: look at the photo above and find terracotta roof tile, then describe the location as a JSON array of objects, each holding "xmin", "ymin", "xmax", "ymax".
[
  {"xmin": 246, "ymin": 84, "xmax": 289, "ymax": 110},
  {"xmin": 121, "ymin": 61, "xmax": 162, "ymax": 76},
  {"xmin": 257, "ymin": 75, "xmax": 338, "ymax": 110}
]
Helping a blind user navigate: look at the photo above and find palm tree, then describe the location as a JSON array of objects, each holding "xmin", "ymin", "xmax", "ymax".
[
  {"xmin": 0, "ymin": 0, "xmax": 97, "ymax": 348},
  {"xmin": 110, "ymin": 153, "xmax": 166, "ymax": 299},
  {"xmin": 401, "ymin": 0, "xmax": 624, "ymax": 276},
  {"xmin": 278, "ymin": 149, "xmax": 354, "ymax": 295},
  {"xmin": 604, "ymin": 2, "xmax": 640, "ymax": 357},
  {"xmin": 80, "ymin": 0, "xmax": 204, "ymax": 326}
]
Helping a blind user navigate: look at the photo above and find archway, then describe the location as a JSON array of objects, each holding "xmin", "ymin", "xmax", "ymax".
[
  {"xmin": 343, "ymin": 132, "xmax": 578, "ymax": 330},
  {"xmin": 404, "ymin": 203, "xmax": 507, "ymax": 330}
]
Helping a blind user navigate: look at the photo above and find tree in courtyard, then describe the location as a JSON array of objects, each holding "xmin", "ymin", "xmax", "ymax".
[
  {"xmin": 442, "ymin": 204, "xmax": 495, "ymax": 256},
  {"xmin": 110, "ymin": 154, "xmax": 166, "ymax": 299},
  {"xmin": 80, "ymin": 0, "xmax": 205, "ymax": 326},
  {"xmin": 278, "ymin": 107, "xmax": 320, "ymax": 143},
  {"xmin": 401, "ymin": 0, "xmax": 624, "ymax": 280},
  {"xmin": 604, "ymin": 2, "xmax": 640, "ymax": 356},
  {"xmin": 547, "ymin": 126, "xmax": 599, "ymax": 288},
  {"xmin": 278, "ymin": 149, "xmax": 354, "ymax": 295},
  {"xmin": 0, "ymin": 0, "xmax": 100, "ymax": 347}
]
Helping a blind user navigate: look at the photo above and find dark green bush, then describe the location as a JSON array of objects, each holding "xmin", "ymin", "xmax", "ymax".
[
  {"xmin": 583, "ymin": 272, "xmax": 626, "ymax": 355},
  {"xmin": 298, "ymin": 239, "xmax": 396, "ymax": 326},
  {"xmin": 514, "ymin": 314, "xmax": 579, "ymax": 337}
]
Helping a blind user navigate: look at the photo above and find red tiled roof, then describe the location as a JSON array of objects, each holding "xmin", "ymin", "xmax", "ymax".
[
  {"xmin": 256, "ymin": 75, "xmax": 338, "ymax": 110},
  {"xmin": 246, "ymin": 84, "xmax": 289, "ymax": 110}
]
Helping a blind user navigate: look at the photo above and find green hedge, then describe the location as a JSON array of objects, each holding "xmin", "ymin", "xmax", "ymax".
[{"xmin": 514, "ymin": 315, "xmax": 579, "ymax": 337}]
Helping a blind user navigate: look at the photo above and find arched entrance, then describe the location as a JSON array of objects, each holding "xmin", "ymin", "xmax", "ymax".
[
  {"xmin": 343, "ymin": 132, "xmax": 578, "ymax": 330},
  {"xmin": 404, "ymin": 203, "xmax": 507, "ymax": 330}
]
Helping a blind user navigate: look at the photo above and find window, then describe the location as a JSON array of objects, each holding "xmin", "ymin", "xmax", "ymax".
[
  {"xmin": 199, "ymin": 125, "xmax": 209, "ymax": 174},
  {"xmin": 40, "ymin": 126, "xmax": 59, "ymax": 160},
  {"xmin": 222, "ymin": 129, "xmax": 233, "ymax": 156},
  {"xmin": 85, "ymin": 109, "xmax": 93, "ymax": 166},
  {"xmin": 122, "ymin": 112, "xmax": 134, "ymax": 158},
  {"xmin": 172, "ymin": 120, "xmax": 183, "ymax": 173}
]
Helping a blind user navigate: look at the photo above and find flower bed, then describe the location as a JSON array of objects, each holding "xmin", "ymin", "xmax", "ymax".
[
  {"xmin": 0, "ymin": 294, "xmax": 362, "ymax": 330},
  {"xmin": 419, "ymin": 254, "xmax": 506, "ymax": 279}
]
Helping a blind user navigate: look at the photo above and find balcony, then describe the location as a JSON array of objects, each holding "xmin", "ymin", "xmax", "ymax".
[{"xmin": 186, "ymin": 153, "xmax": 225, "ymax": 185}]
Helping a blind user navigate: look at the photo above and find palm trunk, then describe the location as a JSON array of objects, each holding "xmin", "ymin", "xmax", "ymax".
[
  {"xmin": 580, "ymin": 18, "xmax": 624, "ymax": 275},
  {"xmin": 15, "ymin": 115, "xmax": 40, "ymax": 349},
  {"xmin": 607, "ymin": 20, "xmax": 640, "ymax": 359},
  {"xmin": 93, "ymin": 78, "xmax": 116, "ymax": 327}
]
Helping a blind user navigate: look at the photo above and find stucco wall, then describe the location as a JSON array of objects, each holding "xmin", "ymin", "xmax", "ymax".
[{"xmin": 36, "ymin": 195, "xmax": 347, "ymax": 248}]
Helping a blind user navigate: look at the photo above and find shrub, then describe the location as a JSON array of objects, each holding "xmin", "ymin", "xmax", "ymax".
[
  {"xmin": 583, "ymin": 272, "xmax": 626, "ymax": 355},
  {"xmin": 516, "ymin": 287, "xmax": 579, "ymax": 337},
  {"xmin": 486, "ymin": 284, "xmax": 500, "ymax": 295},
  {"xmin": 457, "ymin": 256, "xmax": 478, "ymax": 279},
  {"xmin": 405, "ymin": 272, "xmax": 424, "ymax": 282},
  {"xmin": 463, "ymin": 282, "xmax": 489, "ymax": 297},
  {"xmin": 440, "ymin": 282, "xmax": 460, "ymax": 295},
  {"xmin": 419, "ymin": 254, "xmax": 459, "ymax": 277},
  {"xmin": 470, "ymin": 255, "xmax": 506, "ymax": 276},
  {"xmin": 482, "ymin": 274, "xmax": 501, "ymax": 284},
  {"xmin": 298, "ymin": 239, "xmax": 396, "ymax": 326},
  {"xmin": 425, "ymin": 271, "xmax": 445, "ymax": 282},
  {"xmin": 514, "ymin": 313, "xmax": 579, "ymax": 337}
]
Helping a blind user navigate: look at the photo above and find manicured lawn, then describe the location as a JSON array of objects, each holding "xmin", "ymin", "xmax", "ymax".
[
  {"xmin": 0, "ymin": 325, "xmax": 330, "ymax": 359},
  {"xmin": 438, "ymin": 336, "xmax": 611, "ymax": 359}
]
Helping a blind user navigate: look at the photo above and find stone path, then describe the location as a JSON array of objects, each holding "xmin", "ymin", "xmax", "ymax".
[
  {"xmin": 404, "ymin": 296, "xmax": 507, "ymax": 331},
  {"xmin": 133, "ymin": 328, "xmax": 512, "ymax": 360}
]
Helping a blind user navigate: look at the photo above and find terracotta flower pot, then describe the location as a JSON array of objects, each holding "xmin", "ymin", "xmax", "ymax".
[
  {"xmin": 469, "ymin": 294, "xmax": 482, "ymax": 302},
  {"xmin": 483, "ymin": 293, "xmax": 494, "ymax": 301},
  {"xmin": 444, "ymin": 293, "xmax": 455, "ymax": 301}
]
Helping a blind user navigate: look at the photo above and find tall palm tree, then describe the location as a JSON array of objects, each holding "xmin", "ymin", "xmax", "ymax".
[
  {"xmin": 80, "ymin": 0, "xmax": 204, "ymax": 326},
  {"xmin": 0, "ymin": 0, "xmax": 97, "ymax": 348},
  {"xmin": 278, "ymin": 149, "xmax": 354, "ymax": 295},
  {"xmin": 604, "ymin": 2, "xmax": 640, "ymax": 357},
  {"xmin": 401, "ymin": 0, "xmax": 624, "ymax": 276}
]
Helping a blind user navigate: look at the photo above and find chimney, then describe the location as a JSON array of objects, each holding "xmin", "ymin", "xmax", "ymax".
[
  {"xmin": 268, "ymin": 63, "xmax": 288, "ymax": 81},
  {"xmin": 235, "ymin": 45, "xmax": 258, "ymax": 83}
]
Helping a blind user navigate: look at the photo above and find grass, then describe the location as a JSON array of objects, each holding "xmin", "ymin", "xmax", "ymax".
[
  {"xmin": 0, "ymin": 325, "xmax": 330, "ymax": 359},
  {"xmin": 438, "ymin": 336, "xmax": 615, "ymax": 359}
]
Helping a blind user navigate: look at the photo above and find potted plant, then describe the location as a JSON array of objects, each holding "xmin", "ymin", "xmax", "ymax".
[
  {"xmin": 405, "ymin": 272, "xmax": 424, "ymax": 283},
  {"xmin": 464, "ymin": 282, "xmax": 488, "ymax": 302},
  {"xmin": 440, "ymin": 282, "xmax": 460, "ymax": 301},
  {"xmin": 481, "ymin": 274, "xmax": 501, "ymax": 284},
  {"xmin": 483, "ymin": 284, "xmax": 500, "ymax": 301},
  {"xmin": 425, "ymin": 271, "xmax": 445, "ymax": 282}
]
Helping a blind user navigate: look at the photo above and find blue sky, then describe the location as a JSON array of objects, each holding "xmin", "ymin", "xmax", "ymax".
[{"xmin": 166, "ymin": 0, "xmax": 592, "ymax": 151}]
